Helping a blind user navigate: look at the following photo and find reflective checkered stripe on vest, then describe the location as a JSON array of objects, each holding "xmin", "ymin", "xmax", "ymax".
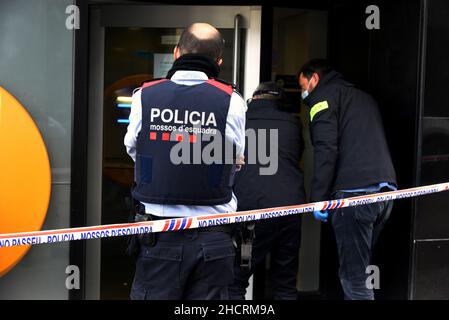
[{"xmin": 132, "ymin": 78, "xmax": 236, "ymax": 205}]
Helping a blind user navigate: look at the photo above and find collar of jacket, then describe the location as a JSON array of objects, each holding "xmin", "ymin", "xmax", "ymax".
[
  {"xmin": 303, "ymin": 70, "xmax": 343, "ymax": 107},
  {"xmin": 247, "ymin": 98, "xmax": 297, "ymax": 122},
  {"xmin": 165, "ymin": 53, "xmax": 220, "ymax": 79},
  {"xmin": 170, "ymin": 70, "xmax": 209, "ymax": 81},
  {"xmin": 248, "ymin": 98, "xmax": 279, "ymax": 110}
]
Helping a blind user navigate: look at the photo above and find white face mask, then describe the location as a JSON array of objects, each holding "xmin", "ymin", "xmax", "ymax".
[{"xmin": 301, "ymin": 81, "xmax": 312, "ymax": 100}]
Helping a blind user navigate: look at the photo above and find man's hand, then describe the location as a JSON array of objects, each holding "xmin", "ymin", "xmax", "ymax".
[
  {"xmin": 236, "ymin": 155, "xmax": 245, "ymax": 171},
  {"xmin": 313, "ymin": 210, "xmax": 329, "ymax": 222}
]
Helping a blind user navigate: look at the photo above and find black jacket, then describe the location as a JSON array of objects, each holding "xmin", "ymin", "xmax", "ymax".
[
  {"xmin": 234, "ymin": 99, "xmax": 306, "ymax": 210},
  {"xmin": 303, "ymin": 71, "xmax": 397, "ymax": 202}
]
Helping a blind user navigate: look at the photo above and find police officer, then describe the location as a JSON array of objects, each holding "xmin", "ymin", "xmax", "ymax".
[
  {"xmin": 229, "ymin": 82, "xmax": 306, "ymax": 300},
  {"xmin": 124, "ymin": 23, "xmax": 247, "ymax": 300},
  {"xmin": 298, "ymin": 59, "xmax": 397, "ymax": 300}
]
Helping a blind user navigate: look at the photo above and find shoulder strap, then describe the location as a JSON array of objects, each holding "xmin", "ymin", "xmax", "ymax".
[
  {"xmin": 206, "ymin": 78, "xmax": 235, "ymax": 96},
  {"xmin": 212, "ymin": 78, "xmax": 236, "ymax": 89}
]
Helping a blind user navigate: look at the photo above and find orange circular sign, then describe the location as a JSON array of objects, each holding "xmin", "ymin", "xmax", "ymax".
[{"xmin": 0, "ymin": 87, "xmax": 51, "ymax": 277}]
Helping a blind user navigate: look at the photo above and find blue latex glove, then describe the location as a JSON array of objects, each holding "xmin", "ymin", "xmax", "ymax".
[{"xmin": 313, "ymin": 210, "xmax": 329, "ymax": 222}]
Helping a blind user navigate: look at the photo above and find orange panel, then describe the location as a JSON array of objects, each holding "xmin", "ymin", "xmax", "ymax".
[{"xmin": 0, "ymin": 87, "xmax": 51, "ymax": 277}]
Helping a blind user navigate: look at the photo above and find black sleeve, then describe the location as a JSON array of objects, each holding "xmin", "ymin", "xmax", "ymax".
[
  {"xmin": 296, "ymin": 118, "xmax": 305, "ymax": 162},
  {"xmin": 309, "ymin": 100, "xmax": 338, "ymax": 202},
  {"xmin": 282, "ymin": 117, "xmax": 304, "ymax": 168}
]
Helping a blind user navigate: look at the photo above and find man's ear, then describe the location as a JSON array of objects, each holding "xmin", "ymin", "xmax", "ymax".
[
  {"xmin": 312, "ymin": 73, "xmax": 320, "ymax": 87},
  {"xmin": 173, "ymin": 46, "xmax": 181, "ymax": 61},
  {"xmin": 217, "ymin": 58, "xmax": 223, "ymax": 66}
]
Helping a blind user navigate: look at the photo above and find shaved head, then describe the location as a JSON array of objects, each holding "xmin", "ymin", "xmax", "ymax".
[
  {"xmin": 177, "ymin": 23, "xmax": 224, "ymax": 61},
  {"xmin": 189, "ymin": 23, "xmax": 221, "ymax": 40}
]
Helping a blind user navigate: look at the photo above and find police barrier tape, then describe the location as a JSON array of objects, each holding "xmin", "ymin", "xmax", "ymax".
[{"xmin": 1, "ymin": 182, "xmax": 449, "ymax": 248}]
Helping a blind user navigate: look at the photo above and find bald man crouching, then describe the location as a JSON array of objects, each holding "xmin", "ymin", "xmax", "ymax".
[{"xmin": 124, "ymin": 23, "xmax": 247, "ymax": 300}]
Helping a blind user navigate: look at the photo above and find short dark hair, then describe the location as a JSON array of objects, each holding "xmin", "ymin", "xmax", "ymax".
[
  {"xmin": 253, "ymin": 82, "xmax": 286, "ymax": 101},
  {"xmin": 299, "ymin": 58, "xmax": 332, "ymax": 80},
  {"xmin": 177, "ymin": 25, "xmax": 225, "ymax": 60}
]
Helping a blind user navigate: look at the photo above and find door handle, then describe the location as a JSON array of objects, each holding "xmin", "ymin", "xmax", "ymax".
[{"xmin": 233, "ymin": 14, "xmax": 242, "ymax": 91}]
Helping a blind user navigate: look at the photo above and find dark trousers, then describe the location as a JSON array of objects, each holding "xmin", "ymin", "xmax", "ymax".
[
  {"xmin": 130, "ymin": 229, "xmax": 235, "ymax": 300},
  {"xmin": 229, "ymin": 215, "xmax": 301, "ymax": 300},
  {"xmin": 332, "ymin": 191, "xmax": 393, "ymax": 300}
]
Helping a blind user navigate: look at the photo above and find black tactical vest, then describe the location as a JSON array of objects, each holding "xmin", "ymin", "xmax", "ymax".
[{"xmin": 132, "ymin": 78, "xmax": 237, "ymax": 205}]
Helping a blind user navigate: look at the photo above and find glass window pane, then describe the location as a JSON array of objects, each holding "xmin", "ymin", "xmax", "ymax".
[{"xmin": 0, "ymin": 0, "xmax": 73, "ymax": 299}]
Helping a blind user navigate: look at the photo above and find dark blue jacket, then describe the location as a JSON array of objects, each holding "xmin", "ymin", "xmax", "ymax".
[{"xmin": 234, "ymin": 99, "xmax": 306, "ymax": 210}]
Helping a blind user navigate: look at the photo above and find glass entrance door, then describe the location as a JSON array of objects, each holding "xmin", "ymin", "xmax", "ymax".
[{"xmin": 87, "ymin": 5, "xmax": 261, "ymax": 300}]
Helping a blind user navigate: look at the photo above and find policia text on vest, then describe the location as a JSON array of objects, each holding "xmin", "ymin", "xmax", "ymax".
[{"xmin": 142, "ymin": 92, "xmax": 279, "ymax": 175}]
